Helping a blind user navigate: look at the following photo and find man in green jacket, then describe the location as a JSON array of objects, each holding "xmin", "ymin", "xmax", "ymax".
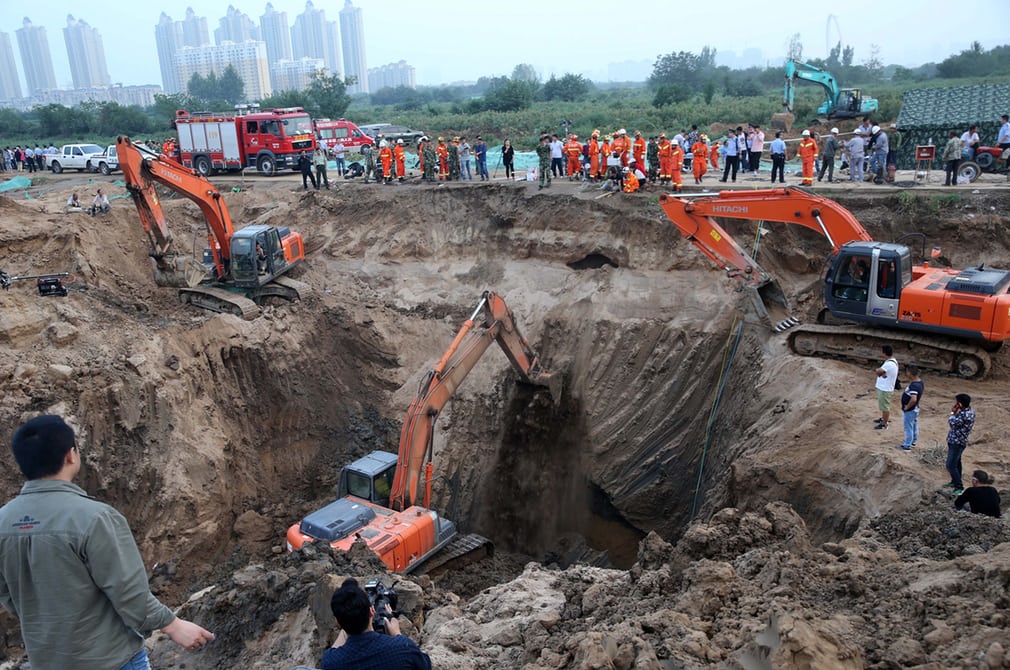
[{"xmin": 0, "ymin": 415, "xmax": 215, "ymax": 670}]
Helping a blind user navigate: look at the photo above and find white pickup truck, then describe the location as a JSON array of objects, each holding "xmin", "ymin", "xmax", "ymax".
[{"xmin": 46, "ymin": 144, "xmax": 106, "ymax": 173}]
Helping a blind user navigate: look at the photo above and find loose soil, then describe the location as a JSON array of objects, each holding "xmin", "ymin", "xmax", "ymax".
[{"xmin": 1, "ymin": 169, "xmax": 1009, "ymax": 670}]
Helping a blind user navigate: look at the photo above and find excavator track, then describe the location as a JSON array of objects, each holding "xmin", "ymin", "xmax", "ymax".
[
  {"xmin": 179, "ymin": 286, "xmax": 262, "ymax": 320},
  {"xmin": 787, "ymin": 322, "xmax": 992, "ymax": 379},
  {"xmin": 414, "ymin": 533, "xmax": 493, "ymax": 575}
]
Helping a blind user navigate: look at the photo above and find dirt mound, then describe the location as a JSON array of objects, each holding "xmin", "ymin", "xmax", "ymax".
[{"xmin": 2, "ymin": 177, "xmax": 1010, "ymax": 669}]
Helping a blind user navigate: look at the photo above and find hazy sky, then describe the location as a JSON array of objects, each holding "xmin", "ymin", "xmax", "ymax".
[{"xmin": 2, "ymin": 0, "xmax": 1006, "ymax": 91}]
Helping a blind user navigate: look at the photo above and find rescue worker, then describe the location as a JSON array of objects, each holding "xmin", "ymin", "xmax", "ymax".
[
  {"xmin": 646, "ymin": 136, "xmax": 659, "ymax": 183},
  {"xmin": 691, "ymin": 135, "xmax": 709, "ymax": 184},
  {"xmin": 588, "ymin": 131, "xmax": 601, "ymax": 181},
  {"xmin": 362, "ymin": 143, "xmax": 377, "ymax": 183},
  {"xmin": 421, "ymin": 137, "xmax": 436, "ymax": 181},
  {"xmin": 535, "ymin": 134, "xmax": 552, "ymax": 189},
  {"xmin": 710, "ymin": 138, "xmax": 720, "ymax": 171},
  {"xmin": 378, "ymin": 140, "xmax": 394, "ymax": 184},
  {"xmin": 565, "ymin": 135, "xmax": 583, "ymax": 181},
  {"xmin": 448, "ymin": 137, "xmax": 460, "ymax": 181},
  {"xmin": 611, "ymin": 129, "xmax": 629, "ymax": 166},
  {"xmin": 416, "ymin": 137, "xmax": 427, "ymax": 178},
  {"xmin": 622, "ymin": 166, "xmax": 640, "ymax": 193},
  {"xmin": 599, "ymin": 134, "xmax": 612, "ymax": 179},
  {"xmin": 657, "ymin": 133, "xmax": 673, "ymax": 185},
  {"xmin": 670, "ymin": 140, "xmax": 684, "ymax": 192},
  {"xmin": 798, "ymin": 129, "xmax": 818, "ymax": 186},
  {"xmin": 632, "ymin": 130, "xmax": 646, "ymax": 171},
  {"xmin": 436, "ymin": 137, "xmax": 449, "ymax": 180},
  {"xmin": 394, "ymin": 139, "xmax": 406, "ymax": 183}
]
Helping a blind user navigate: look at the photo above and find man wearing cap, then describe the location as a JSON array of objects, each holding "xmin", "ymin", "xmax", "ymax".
[
  {"xmin": 622, "ymin": 165, "xmax": 640, "ymax": 193},
  {"xmin": 691, "ymin": 135, "xmax": 709, "ymax": 184},
  {"xmin": 869, "ymin": 125, "xmax": 889, "ymax": 184},
  {"xmin": 0, "ymin": 415, "xmax": 215, "ymax": 670},
  {"xmin": 447, "ymin": 138, "xmax": 460, "ymax": 181},
  {"xmin": 632, "ymin": 131, "xmax": 646, "ymax": 171},
  {"xmin": 565, "ymin": 135, "xmax": 583, "ymax": 181},
  {"xmin": 646, "ymin": 136, "xmax": 659, "ymax": 183},
  {"xmin": 598, "ymin": 134, "xmax": 611, "ymax": 180},
  {"xmin": 420, "ymin": 137, "xmax": 435, "ymax": 181},
  {"xmin": 436, "ymin": 137, "xmax": 449, "ymax": 180},
  {"xmin": 657, "ymin": 133, "xmax": 672, "ymax": 185},
  {"xmin": 720, "ymin": 129, "xmax": 739, "ymax": 183},
  {"xmin": 769, "ymin": 131, "xmax": 786, "ymax": 183},
  {"xmin": 611, "ymin": 129, "xmax": 629, "ymax": 167},
  {"xmin": 798, "ymin": 130, "xmax": 818, "ymax": 186},
  {"xmin": 669, "ymin": 140, "xmax": 684, "ymax": 192},
  {"xmin": 588, "ymin": 131, "xmax": 601, "ymax": 181},
  {"xmin": 536, "ymin": 134, "xmax": 552, "ymax": 189},
  {"xmin": 818, "ymin": 128, "xmax": 840, "ymax": 183},
  {"xmin": 394, "ymin": 139, "xmax": 407, "ymax": 183}
]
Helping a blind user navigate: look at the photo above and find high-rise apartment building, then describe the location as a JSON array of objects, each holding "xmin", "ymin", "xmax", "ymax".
[
  {"xmin": 16, "ymin": 18, "xmax": 57, "ymax": 94},
  {"xmin": 176, "ymin": 41, "xmax": 271, "ymax": 100},
  {"xmin": 260, "ymin": 3, "xmax": 292, "ymax": 90},
  {"xmin": 273, "ymin": 57, "xmax": 324, "ymax": 92},
  {"xmin": 155, "ymin": 13, "xmax": 184, "ymax": 94},
  {"xmin": 291, "ymin": 1, "xmax": 342, "ymax": 78},
  {"xmin": 338, "ymin": 0, "xmax": 367, "ymax": 94},
  {"xmin": 368, "ymin": 61, "xmax": 415, "ymax": 92},
  {"xmin": 215, "ymin": 6, "xmax": 260, "ymax": 45},
  {"xmin": 181, "ymin": 7, "xmax": 210, "ymax": 48},
  {"xmin": 0, "ymin": 32, "xmax": 23, "ymax": 100},
  {"xmin": 63, "ymin": 15, "xmax": 111, "ymax": 88}
]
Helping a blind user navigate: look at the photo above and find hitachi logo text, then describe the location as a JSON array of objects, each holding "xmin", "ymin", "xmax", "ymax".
[{"xmin": 711, "ymin": 206, "xmax": 749, "ymax": 213}]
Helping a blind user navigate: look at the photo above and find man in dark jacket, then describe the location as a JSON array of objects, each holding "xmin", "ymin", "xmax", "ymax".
[{"xmin": 298, "ymin": 150, "xmax": 317, "ymax": 190}]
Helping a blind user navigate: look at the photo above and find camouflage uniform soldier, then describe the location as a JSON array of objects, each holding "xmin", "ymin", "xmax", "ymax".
[
  {"xmin": 362, "ymin": 144, "xmax": 377, "ymax": 183},
  {"xmin": 646, "ymin": 137, "xmax": 659, "ymax": 183},
  {"xmin": 421, "ymin": 138, "xmax": 436, "ymax": 181},
  {"xmin": 447, "ymin": 138, "xmax": 460, "ymax": 181},
  {"xmin": 536, "ymin": 134, "xmax": 552, "ymax": 189}
]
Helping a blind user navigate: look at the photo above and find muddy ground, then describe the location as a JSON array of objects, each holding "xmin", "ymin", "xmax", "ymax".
[{"xmin": 1, "ymin": 169, "xmax": 1009, "ymax": 669}]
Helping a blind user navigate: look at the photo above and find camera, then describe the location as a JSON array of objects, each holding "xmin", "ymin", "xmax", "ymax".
[{"xmin": 364, "ymin": 579, "xmax": 398, "ymax": 634}]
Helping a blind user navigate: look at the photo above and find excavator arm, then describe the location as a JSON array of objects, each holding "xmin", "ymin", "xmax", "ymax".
[
  {"xmin": 116, "ymin": 136, "xmax": 236, "ymax": 283},
  {"xmin": 389, "ymin": 291, "xmax": 558, "ymax": 511},
  {"xmin": 783, "ymin": 60, "xmax": 841, "ymax": 114},
  {"xmin": 659, "ymin": 187, "xmax": 873, "ymax": 328}
]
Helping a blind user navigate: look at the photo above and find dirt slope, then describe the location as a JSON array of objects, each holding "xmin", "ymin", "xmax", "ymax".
[{"xmin": 1, "ymin": 174, "xmax": 1008, "ymax": 669}]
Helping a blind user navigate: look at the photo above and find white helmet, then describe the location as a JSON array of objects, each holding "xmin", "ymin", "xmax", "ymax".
[
  {"xmin": 871, "ymin": 125, "xmax": 880, "ymax": 134},
  {"xmin": 801, "ymin": 129, "xmax": 811, "ymax": 136},
  {"xmin": 618, "ymin": 128, "xmax": 627, "ymax": 135},
  {"xmin": 622, "ymin": 166, "xmax": 630, "ymax": 172},
  {"xmin": 379, "ymin": 140, "xmax": 388, "ymax": 148},
  {"xmin": 830, "ymin": 127, "xmax": 839, "ymax": 134},
  {"xmin": 396, "ymin": 139, "xmax": 403, "ymax": 145}
]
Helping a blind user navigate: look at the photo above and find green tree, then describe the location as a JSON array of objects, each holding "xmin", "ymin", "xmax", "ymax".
[
  {"xmin": 219, "ymin": 65, "xmax": 245, "ymax": 105},
  {"xmin": 703, "ymin": 79, "xmax": 716, "ymax": 105},
  {"xmin": 652, "ymin": 83, "xmax": 690, "ymax": 108},
  {"xmin": 787, "ymin": 33, "xmax": 803, "ymax": 62},
  {"xmin": 35, "ymin": 104, "xmax": 92, "ymax": 137},
  {"xmin": 152, "ymin": 93, "xmax": 192, "ymax": 129},
  {"xmin": 842, "ymin": 45, "xmax": 855, "ymax": 67},
  {"xmin": 511, "ymin": 63, "xmax": 540, "ymax": 84},
  {"xmin": 541, "ymin": 73, "xmax": 591, "ymax": 102},
  {"xmin": 650, "ymin": 51, "xmax": 702, "ymax": 89},
  {"xmin": 260, "ymin": 89, "xmax": 310, "ymax": 110},
  {"xmin": 826, "ymin": 41, "xmax": 842, "ymax": 69},
  {"xmin": 95, "ymin": 102, "xmax": 151, "ymax": 136},
  {"xmin": 0, "ymin": 108, "xmax": 31, "ymax": 136},
  {"xmin": 484, "ymin": 79, "xmax": 535, "ymax": 112},
  {"xmin": 306, "ymin": 70, "xmax": 352, "ymax": 119}
]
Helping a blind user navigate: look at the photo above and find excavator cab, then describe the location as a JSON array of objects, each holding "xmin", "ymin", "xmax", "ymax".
[
  {"xmin": 228, "ymin": 225, "xmax": 294, "ymax": 287},
  {"xmin": 338, "ymin": 451, "xmax": 398, "ymax": 508},
  {"xmin": 826, "ymin": 242, "xmax": 911, "ymax": 324}
]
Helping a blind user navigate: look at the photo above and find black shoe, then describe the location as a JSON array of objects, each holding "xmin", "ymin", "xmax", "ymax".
[
  {"xmin": 874, "ymin": 423, "xmax": 887, "ymax": 430},
  {"xmin": 874, "ymin": 418, "xmax": 883, "ymax": 424}
]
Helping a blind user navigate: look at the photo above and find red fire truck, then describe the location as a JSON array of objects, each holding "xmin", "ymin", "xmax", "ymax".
[
  {"xmin": 313, "ymin": 118, "xmax": 374, "ymax": 151},
  {"xmin": 173, "ymin": 105, "xmax": 316, "ymax": 177}
]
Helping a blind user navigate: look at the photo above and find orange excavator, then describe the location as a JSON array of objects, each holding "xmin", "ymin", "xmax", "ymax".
[
  {"xmin": 286, "ymin": 291, "xmax": 559, "ymax": 572},
  {"xmin": 116, "ymin": 135, "xmax": 307, "ymax": 319},
  {"xmin": 659, "ymin": 187, "xmax": 1010, "ymax": 377}
]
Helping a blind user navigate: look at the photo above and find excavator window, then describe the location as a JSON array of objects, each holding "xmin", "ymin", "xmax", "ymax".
[
  {"xmin": 346, "ymin": 471, "xmax": 372, "ymax": 500},
  {"xmin": 877, "ymin": 260, "xmax": 897, "ymax": 299},
  {"xmin": 834, "ymin": 255, "xmax": 870, "ymax": 302},
  {"xmin": 373, "ymin": 467, "xmax": 394, "ymax": 508}
]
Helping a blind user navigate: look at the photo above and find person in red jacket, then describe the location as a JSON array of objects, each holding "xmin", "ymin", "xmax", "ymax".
[
  {"xmin": 611, "ymin": 129, "xmax": 628, "ymax": 166},
  {"xmin": 622, "ymin": 166, "xmax": 640, "ymax": 192},
  {"xmin": 565, "ymin": 135, "xmax": 583, "ymax": 180},
  {"xmin": 691, "ymin": 136, "xmax": 709, "ymax": 184},
  {"xmin": 710, "ymin": 139, "xmax": 720, "ymax": 170},
  {"xmin": 798, "ymin": 130, "xmax": 818, "ymax": 186},
  {"xmin": 657, "ymin": 133, "xmax": 673, "ymax": 185},
  {"xmin": 599, "ymin": 134, "xmax": 612, "ymax": 179},
  {"xmin": 393, "ymin": 139, "xmax": 406, "ymax": 183},
  {"xmin": 378, "ymin": 141, "xmax": 394, "ymax": 184},
  {"xmin": 588, "ymin": 131, "xmax": 601, "ymax": 181}
]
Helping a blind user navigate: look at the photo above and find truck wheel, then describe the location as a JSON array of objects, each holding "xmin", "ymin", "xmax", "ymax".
[
  {"xmin": 975, "ymin": 152, "xmax": 995, "ymax": 170},
  {"xmin": 51, "ymin": 161, "xmax": 63, "ymax": 174},
  {"xmin": 194, "ymin": 156, "xmax": 212, "ymax": 177},
  {"xmin": 958, "ymin": 161, "xmax": 981, "ymax": 183},
  {"xmin": 257, "ymin": 155, "xmax": 276, "ymax": 176},
  {"xmin": 100, "ymin": 162, "xmax": 111, "ymax": 176}
]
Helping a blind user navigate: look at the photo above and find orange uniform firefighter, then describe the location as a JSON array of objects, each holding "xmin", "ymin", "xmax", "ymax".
[
  {"xmin": 611, "ymin": 129, "xmax": 629, "ymax": 166},
  {"xmin": 588, "ymin": 131, "xmax": 601, "ymax": 180},
  {"xmin": 394, "ymin": 139, "xmax": 406, "ymax": 182},
  {"xmin": 691, "ymin": 136, "xmax": 709, "ymax": 183},
  {"xmin": 710, "ymin": 140, "xmax": 720, "ymax": 170},
  {"xmin": 379, "ymin": 141, "xmax": 394, "ymax": 183},
  {"xmin": 622, "ymin": 166, "xmax": 640, "ymax": 193},
  {"xmin": 599, "ymin": 135, "xmax": 612, "ymax": 179},
  {"xmin": 670, "ymin": 142, "xmax": 684, "ymax": 191},
  {"xmin": 436, "ymin": 137, "xmax": 449, "ymax": 180},
  {"xmin": 798, "ymin": 130, "xmax": 818, "ymax": 185},
  {"xmin": 632, "ymin": 131, "xmax": 646, "ymax": 170},
  {"xmin": 657, "ymin": 133, "xmax": 673, "ymax": 184},
  {"xmin": 565, "ymin": 135, "xmax": 583, "ymax": 179}
]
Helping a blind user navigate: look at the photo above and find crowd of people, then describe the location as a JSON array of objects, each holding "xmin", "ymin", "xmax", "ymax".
[{"xmin": 0, "ymin": 144, "xmax": 58, "ymax": 173}]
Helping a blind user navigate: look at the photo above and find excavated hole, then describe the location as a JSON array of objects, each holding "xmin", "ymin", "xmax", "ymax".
[{"xmin": 567, "ymin": 253, "xmax": 620, "ymax": 270}]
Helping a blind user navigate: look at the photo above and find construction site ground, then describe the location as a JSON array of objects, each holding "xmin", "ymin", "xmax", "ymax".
[{"xmin": 1, "ymin": 166, "xmax": 1009, "ymax": 670}]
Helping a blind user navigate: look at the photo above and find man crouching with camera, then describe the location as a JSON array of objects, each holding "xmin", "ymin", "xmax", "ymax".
[{"xmin": 322, "ymin": 578, "xmax": 432, "ymax": 670}]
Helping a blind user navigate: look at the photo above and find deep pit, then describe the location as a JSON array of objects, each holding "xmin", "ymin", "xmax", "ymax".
[{"xmin": 3, "ymin": 179, "xmax": 1010, "ymax": 668}]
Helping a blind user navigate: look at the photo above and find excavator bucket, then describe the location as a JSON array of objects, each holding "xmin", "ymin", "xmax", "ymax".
[
  {"xmin": 528, "ymin": 368, "xmax": 563, "ymax": 404},
  {"xmin": 748, "ymin": 279, "xmax": 800, "ymax": 333},
  {"xmin": 151, "ymin": 254, "xmax": 207, "ymax": 288}
]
